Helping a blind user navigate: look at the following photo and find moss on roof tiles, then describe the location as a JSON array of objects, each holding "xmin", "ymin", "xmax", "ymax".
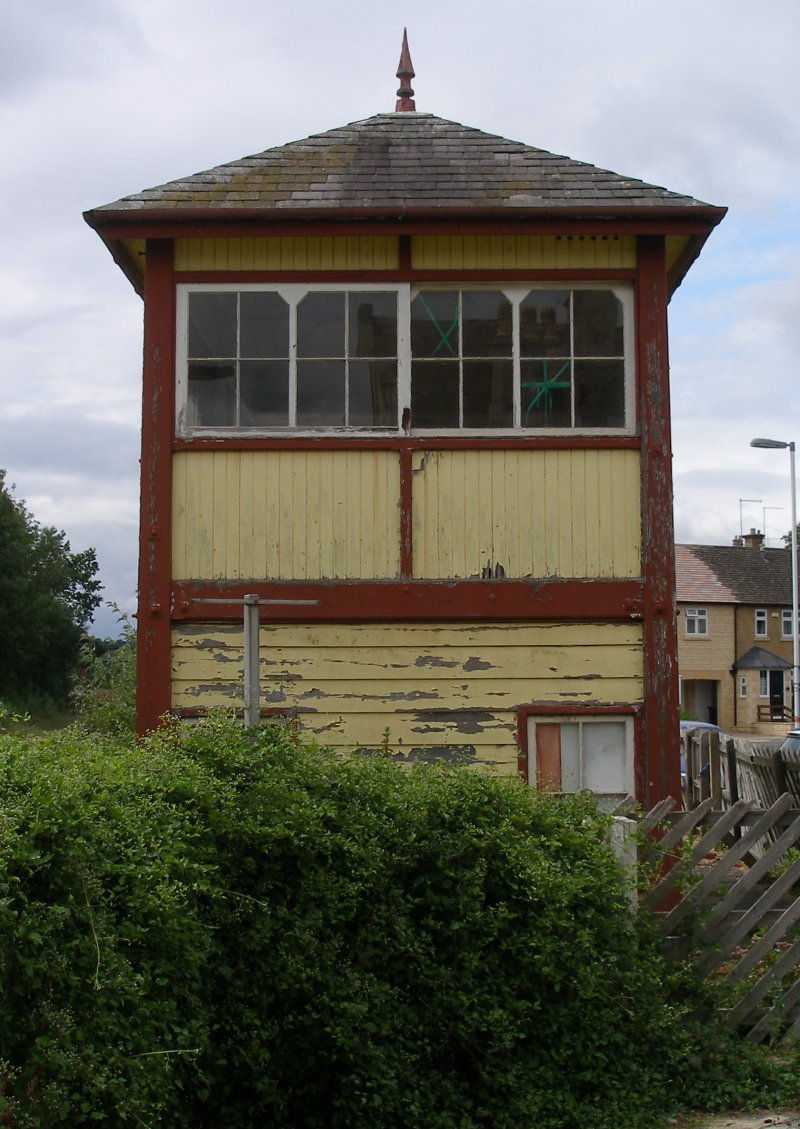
[{"xmin": 92, "ymin": 112, "xmax": 715, "ymax": 216}]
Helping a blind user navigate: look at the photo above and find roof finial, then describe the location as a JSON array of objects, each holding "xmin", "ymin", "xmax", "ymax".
[{"xmin": 395, "ymin": 28, "xmax": 416, "ymax": 112}]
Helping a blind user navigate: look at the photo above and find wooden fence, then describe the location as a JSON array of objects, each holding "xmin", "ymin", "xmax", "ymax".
[
  {"xmin": 681, "ymin": 729, "xmax": 800, "ymax": 815},
  {"xmin": 636, "ymin": 794, "xmax": 800, "ymax": 1045}
]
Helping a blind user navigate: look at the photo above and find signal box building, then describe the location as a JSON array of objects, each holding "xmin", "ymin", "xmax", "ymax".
[{"xmin": 85, "ymin": 44, "xmax": 725, "ymax": 807}]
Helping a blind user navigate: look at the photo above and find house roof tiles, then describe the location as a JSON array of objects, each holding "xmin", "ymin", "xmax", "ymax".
[
  {"xmin": 676, "ymin": 544, "xmax": 795, "ymax": 606},
  {"xmin": 86, "ymin": 112, "xmax": 721, "ymax": 219}
]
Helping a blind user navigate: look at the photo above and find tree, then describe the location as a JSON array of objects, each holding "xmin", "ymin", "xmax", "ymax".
[{"xmin": 0, "ymin": 469, "xmax": 102, "ymax": 703}]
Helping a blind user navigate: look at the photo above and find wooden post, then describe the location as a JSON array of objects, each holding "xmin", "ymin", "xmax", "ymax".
[{"xmin": 610, "ymin": 816, "xmax": 639, "ymax": 914}]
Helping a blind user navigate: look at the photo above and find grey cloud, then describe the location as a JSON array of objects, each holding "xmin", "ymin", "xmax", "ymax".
[
  {"xmin": 0, "ymin": 0, "xmax": 143, "ymax": 97},
  {"xmin": 0, "ymin": 411, "xmax": 138, "ymax": 482}
]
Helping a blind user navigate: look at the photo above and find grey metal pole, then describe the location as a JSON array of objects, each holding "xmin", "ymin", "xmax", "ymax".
[
  {"xmin": 789, "ymin": 442, "xmax": 799, "ymax": 725},
  {"xmin": 243, "ymin": 594, "xmax": 261, "ymax": 727},
  {"xmin": 750, "ymin": 437, "xmax": 799, "ymax": 725}
]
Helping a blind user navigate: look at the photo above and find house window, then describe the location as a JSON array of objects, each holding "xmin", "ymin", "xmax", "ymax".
[
  {"xmin": 527, "ymin": 715, "xmax": 632, "ymax": 802},
  {"xmin": 759, "ymin": 671, "xmax": 769, "ymax": 697},
  {"xmin": 782, "ymin": 610, "xmax": 796, "ymax": 639},
  {"xmin": 755, "ymin": 609, "xmax": 768, "ymax": 638},
  {"xmin": 176, "ymin": 283, "xmax": 633, "ymax": 435},
  {"xmin": 685, "ymin": 607, "xmax": 708, "ymax": 636},
  {"xmin": 739, "ymin": 676, "xmax": 747, "ymax": 698}
]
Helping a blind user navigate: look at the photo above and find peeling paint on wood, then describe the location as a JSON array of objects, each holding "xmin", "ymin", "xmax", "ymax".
[{"xmin": 171, "ymin": 620, "xmax": 642, "ymax": 775}]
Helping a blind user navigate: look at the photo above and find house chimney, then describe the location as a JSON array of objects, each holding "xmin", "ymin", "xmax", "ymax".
[
  {"xmin": 742, "ymin": 528, "xmax": 764, "ymax": 550},
  {"xmin": 732, "ymin": 535, "xmax": 744, "ymax": 547}
]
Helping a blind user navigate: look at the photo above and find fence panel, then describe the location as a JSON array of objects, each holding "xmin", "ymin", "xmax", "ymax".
[{"xmin": 640, "ymin": 796, "xmax": 800, "ymax": 1045}]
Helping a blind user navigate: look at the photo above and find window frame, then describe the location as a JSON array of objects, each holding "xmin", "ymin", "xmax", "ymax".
[
  {"xmin": 754, "ymin": 608, "xmax": 768, "ymax": 639},
  {"xmin": 175, "ymin": 281, "xmax": 635, "ymax": 438},
  {"xmin": 520, "ymin": 707, "xmax": 635, "ymax": 802},
  {"xmin": 759, "ymin": 670, "xmax": 769, "ymax": 698},
  {"xmin": 739, "ymin": 675, "xmax": 747, "ymax": 698},
  {"xmin": 685, "ymin": 607, "xmax": 709, "ymax": 637},
  {"xmin": 782, "ymin": 609, "xmax": 795, "ymax": 639}
]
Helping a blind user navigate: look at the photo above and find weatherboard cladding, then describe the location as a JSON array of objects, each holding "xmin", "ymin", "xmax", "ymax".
[
  {"xmin": 676, "ymin": 544, "xmax": 795, "ymax": 606},
  {"xmin": 91, "ymin": 113, "xmax": 713, "ymax": 215}
]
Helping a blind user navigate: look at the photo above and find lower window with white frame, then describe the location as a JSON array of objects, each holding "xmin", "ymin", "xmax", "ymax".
[{"xmin": 526, "ymin": 713, "xmax": 633, "ymax": 807}]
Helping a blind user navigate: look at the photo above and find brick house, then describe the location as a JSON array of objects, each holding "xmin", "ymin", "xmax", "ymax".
[
  {"xmin": 84, "ymin": 40, "xmax": 724, "ymax": 805},
  {"xmin": 676, "ymin": 532, "xmax": 796, "ymax": 734}
]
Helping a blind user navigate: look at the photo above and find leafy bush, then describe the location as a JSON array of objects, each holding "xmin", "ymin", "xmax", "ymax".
[
  {"xmin": 1, "ymin": 717, "xmax": 797, "ymax": 1126},
  {"xmin": 70, "ymin": 613, "xmax": 136, "ymax": 741}
]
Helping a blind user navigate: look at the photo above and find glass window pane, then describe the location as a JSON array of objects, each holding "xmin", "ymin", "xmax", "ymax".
[
  {"xmin": 349, "ymin": 361, "xmax": 397, "ymax": 426},
  {"xmin": 574, "ymin": 361, "xmax": 625, "ymax": 427},
  {"xmin": 412, "ymin": 292, "xmax": 460, "ymax": 358},
  {"xmin": 573, "ymin": 290, "xmax": 623, "ymax": 356},
  {"xmin": 240, "ymin": 361, "xmax": 289, "ymax": 426},
  {"xmin": 520, "ymin": 290, "xmax": 570, "ymax": 357},
  {"xmin": 349, "ymin": 293, "xmax": 397, "ymax": 359},
  {"xmin": 240, "ymin": 292, "xmax": 289, "ymax": 358},
  {"xmin": 189, "ymin": 293, "xmax": 236, "ymax": 358},
  {"xmin": 521, "ymin": 361, "xmax": 571, "ymax": 427},
  {"xmin": 581, "ymin": 722, "xmax": 627, "ymax": 793},
  {"xmin": 463, "ymin": 360, "xmax": 513, "ymax": 428},
  {"xmin": 297, "ymin": 360, "xmax": 345, "ymax": 426},
  {"xmin": 559, "ymin": 723, "xmax": 581, "ymax": 792},
  {"xmin": 462, "ymin": 291, "xmax": 512, "ymax": 357},
  {"xmin": 297, "ymin": 292, "xmax": 345, "ymax": 357},
  {"xmin": 187, "ymin": 361, "xmax": 236, "ymax": 425},
  {"xmin": 411, "ymin": 360, "xmax": 459, "ymax": 428}
]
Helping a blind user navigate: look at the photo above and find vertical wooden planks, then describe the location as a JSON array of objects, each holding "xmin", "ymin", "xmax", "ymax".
[
  {"xmin": 410, "ymin": 449, "xmax": 641, "ymax": 579},
  {"xmin": 172, "ymin": 450, "xmax": 402, "ymax": 580}
]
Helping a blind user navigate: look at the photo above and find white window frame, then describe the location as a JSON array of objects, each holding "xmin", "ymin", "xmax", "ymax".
[
  {"xmin": 782, "ymin": 609, "xmax": 795, "ymax": 639},
  {"xmin": 739, "ymin": 675, "xmax": 747, "ymax": 698},
  {"xmin": 526, "ymin": 714, "xmax": 634, "ymax": 803},
  {"xmin": 176, "ymin": 281, "xmax": 635, "ymax": 438},
  {"xmin": 759, "ymin": 671, "xmax": 769, "ymax": 698},
  {"xmin": 685, "ymin": 607, "xmax": 709, "ymax": 637},
  {"xmin": 754, "ymin": 608, "xmax": 768, "ymax": 638}
]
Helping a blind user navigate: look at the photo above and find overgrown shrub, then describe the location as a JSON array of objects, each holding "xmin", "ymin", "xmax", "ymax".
[
  {"xmin": 1, "ymin": 717, "xmax": 797, "ymax": 1126},
  {"xmin": 70, "ymin": 614, "xmax": 136, "ymax": 741}
]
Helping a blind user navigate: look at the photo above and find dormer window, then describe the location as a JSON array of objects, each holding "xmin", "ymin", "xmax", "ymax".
[{"xmin": 177, "ymin": 283, "xmax": 633, "ymax": 436}]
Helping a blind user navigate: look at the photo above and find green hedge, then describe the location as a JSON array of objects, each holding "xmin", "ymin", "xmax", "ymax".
[{"xmin": 0, "ymin": 716, "xmax": 789, "ymax": 1126}]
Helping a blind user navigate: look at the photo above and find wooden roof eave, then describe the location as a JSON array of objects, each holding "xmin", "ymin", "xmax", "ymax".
[{"xmin": 84, "ymin": 202, "xmax": 726, "ymax": 296}]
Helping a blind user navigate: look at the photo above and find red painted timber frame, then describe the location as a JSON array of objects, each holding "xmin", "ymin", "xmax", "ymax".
[
  {"xmin": 172, "ymin": 578, "xmax": 644, "ymax": 622},
  {"xmin": 636, "ymin": 236, "xmax": 681, "ymax": 807},
  {"xmin": 132, "ymin": 232, "xmax": 684, "ymax": 808},
  {"xmin": 136, "ymin": 240, "xmax": 175, "ymax": 734}
]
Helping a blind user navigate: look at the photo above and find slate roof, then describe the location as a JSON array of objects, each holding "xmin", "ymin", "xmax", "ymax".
[
  {"xmin": 734, "ymin": 646, "xmax": 792, "ymax": 671},
  {"xmin": 676, "ymin": 544, "xmax": 795, "ymax": 606},
  {"xmin": 86, "ymin": 112, "xmax": 722, "ymax": 218}
]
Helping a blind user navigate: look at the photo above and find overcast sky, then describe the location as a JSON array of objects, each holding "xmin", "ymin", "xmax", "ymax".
[{"xmin": 1, "ymin": 0, "xmax": 799, "ymax": 636}]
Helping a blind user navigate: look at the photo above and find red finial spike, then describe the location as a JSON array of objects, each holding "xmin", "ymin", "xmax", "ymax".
[{"xmin": 395, "ymin": 28, "xmax": 416, "ymax": 112}]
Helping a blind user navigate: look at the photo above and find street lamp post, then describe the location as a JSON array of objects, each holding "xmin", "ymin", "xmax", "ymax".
[{"xmin": 750, "ymin": 438, "xmax": 799, "ymax": 725}]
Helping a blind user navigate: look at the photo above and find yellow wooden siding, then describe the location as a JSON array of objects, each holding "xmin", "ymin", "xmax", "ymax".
[
  {"xmin": 172, "ymin": 450, "xmax": 401, "ymax": 579},
  {"xmin": 410, "ymin": 234, "xmax": 636, "ymax": 270},
  {"xmin": 411, "ymin": 448, "xmax": 640, "ymax": 579},
  {"xmin": 171, "ymin": 621, "xmax": 644, "ymax": 773},
  {"xmin": 174, "ymin": 236, "xmax": 399, "ymax": 272}
]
